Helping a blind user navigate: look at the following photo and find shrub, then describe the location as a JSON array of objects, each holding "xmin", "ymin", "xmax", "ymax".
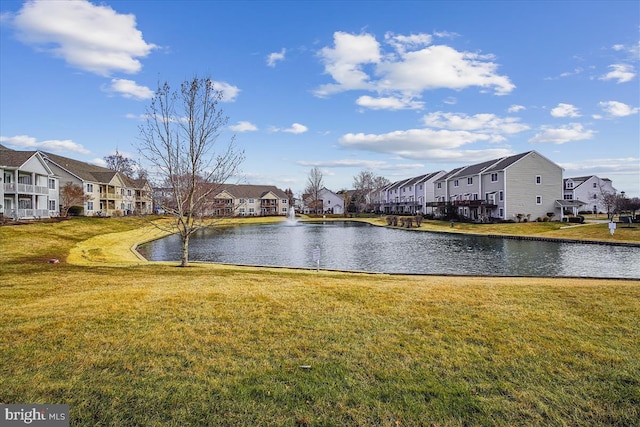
[{"xmin": 67, "ymin": 206, "xmax": 84, "ymax": 216}]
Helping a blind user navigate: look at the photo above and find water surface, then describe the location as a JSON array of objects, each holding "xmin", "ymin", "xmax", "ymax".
[{"xmin": 138, "ymin": 221, "xmax": 640, "ymax": 278}]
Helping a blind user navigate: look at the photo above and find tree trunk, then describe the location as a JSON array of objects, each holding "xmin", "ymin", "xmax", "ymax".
[{"xmin": 180, "ymin": 234, "xmax": 190, "ymax": 267}]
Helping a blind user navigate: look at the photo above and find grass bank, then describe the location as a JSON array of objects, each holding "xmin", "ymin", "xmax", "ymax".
[{"xmin": 1, "ymin": 217, "xmax": 639, "ymax": 426}]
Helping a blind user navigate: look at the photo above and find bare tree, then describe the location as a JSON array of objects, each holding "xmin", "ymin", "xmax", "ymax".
[
  {"xmin": 104, "ymin": 149, "xmax": 149, "ymax": 181},
  {"xmin": 304, "ymin": 167, "xmax": 324, "ymax": 214},
  {"xmin": 60, "ymin": 182, "xmax": 91, "ymax": 217},
  {"xmin": 352, "ymin": 170, "xmax": 375, "ymax": 213},
  {"xmin": 627, "ymin": 197, "xmax": 640, "ymax": 217},
  {"xmin": 104, "ymin": 149, "xmax": 136, "ymax": 176},
  {"xmin": 138, "ymin": 76, "xmax": 244, "ymax": 267},
  {"xmin": 353, "ymin": 170, "xmax": 390, "ymax": 213}
]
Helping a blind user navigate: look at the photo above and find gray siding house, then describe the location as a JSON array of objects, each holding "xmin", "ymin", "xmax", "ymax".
[{"xmin": 429, "ymin": 151, "xmax": 563, "ymax": 221}]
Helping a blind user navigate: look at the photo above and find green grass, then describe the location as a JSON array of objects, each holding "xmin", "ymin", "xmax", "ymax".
[{"xmin": 1, "ymin": 217, "xmax": 639, "ymax": 426}]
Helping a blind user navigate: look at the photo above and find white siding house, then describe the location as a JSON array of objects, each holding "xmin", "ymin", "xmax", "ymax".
[
  {"xmin": 564, "ymin": 176, "xmax": 617, "ymax": 214},
  {"xmin": 1, "ymin": 145, "xmax": 59, "ymax": 219}
]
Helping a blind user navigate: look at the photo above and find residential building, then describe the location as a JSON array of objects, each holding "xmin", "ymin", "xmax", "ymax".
[
  {"xmin": 429, "ymin": 151, "xmax": 564, "ymax": 221},
  {"xmin": 211, "ymin": 184, "xmax": 291, "ymax": 217},
  {"xmin": 379, "ymin": 171, "xmax": 446, "ymax": 215},
  {"xmin": 302, "ymin": 187, "xmax": 344, "ymax": 214},
  {"xmin": 563, "ymin": 175, "xmax": 617, "ymax": 214},
  {"xmin": 41, "ymin": 151, "xmax": 153, "ymax": 216},
  {"xmin": 0, "ymin": 145, "xmax": 59, "ymax": 219}
]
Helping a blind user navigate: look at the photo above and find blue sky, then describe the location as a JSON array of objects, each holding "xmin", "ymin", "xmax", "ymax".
[{"xmin": 1, "ymin": 0, "xmax": 638, "ymax": 197}]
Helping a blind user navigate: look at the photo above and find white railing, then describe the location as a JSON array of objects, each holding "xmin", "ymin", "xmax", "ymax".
[
  {"xmin": 3, "ymin": 183, "xmax": 48, "ymax": 195},
  {"xmin": 5, "ymin": 209, "xmax": 50, "ymax": 219}
]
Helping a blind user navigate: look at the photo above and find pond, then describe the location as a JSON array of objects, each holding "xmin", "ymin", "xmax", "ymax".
[{"xmin": 137, "ymin": 221, "xmax": 640, "ymax": 278}]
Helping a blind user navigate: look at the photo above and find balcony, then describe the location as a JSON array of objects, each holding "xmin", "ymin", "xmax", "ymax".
[
  {"xmin": 3, "ymin": 183, "xmax": 48, "ymax": 195},
  {"xmin": 100, "ymin": 192, "xmax": 123, "ymax": 201}
]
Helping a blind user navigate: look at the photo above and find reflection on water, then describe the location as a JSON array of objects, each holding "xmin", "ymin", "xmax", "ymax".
[{"xmin": 138, "ymin": 221, "xmax": 640, "ymax": 278}]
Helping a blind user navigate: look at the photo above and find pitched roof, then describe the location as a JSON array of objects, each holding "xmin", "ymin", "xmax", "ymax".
[
  {"xmin": 0, "ymin": 148, "xmax": 39, "ymax": 168},
  {"xmin": 482, "ymin": 151, "xmax": 534, "ymax": 173},
  {"xmin": 214, "ymin": 184, "xmax": 288, "ymax": 199},
  {"xmin": 39, "ymin": 151, "xmax": 149, "ymax": 189}
]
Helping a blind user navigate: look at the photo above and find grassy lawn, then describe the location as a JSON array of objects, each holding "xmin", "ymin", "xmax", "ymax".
[{"xmin": 1, "ymin": 217, "xmax": 639, "ymax": 426}]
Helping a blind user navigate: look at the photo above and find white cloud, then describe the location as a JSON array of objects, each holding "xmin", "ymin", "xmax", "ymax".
[
  {"xmin": 315, "ymin": 31, "xmax": 381, "ymax": 97},
  {"xmin": 11, "ymin": 0, "xmax": 156, "ymax": 76},
  {"xmin": 529, "ymin": 123, "xmax": 595, "ymax": 144},
  {"xmin": 356, "ymin": 95, "xmax": 424, "ymax": 110},
  {"xmin": 211, "ymin": 81, "xmax": 240, "ymax": 102},
  {"xmin": 270, "ymin": 123, "xmax": 308, "ymax": 134},
  {"xmin": 107, "ymin": 79, "xmax": 153, "ymax": 100},
  {"xmin": 599, "ymin": 64, "xmax": 636, "ymax": 83},
  {"xmin": 266, "ymin": 48, "xmax": 286, "ymax": 67},
  {"xmin": 598, "ymin": 101, "xmax": 639, "ymax": 117},
  {"xmin": 283, "ymin": 123, "xmax": 308, "ymax": 134},
  {"xmin": 296, "ymin": 158, "xmax": 427, "ymax": 173},
  {"xmin": 560, "ymin": 157, "xmax": 640, "ymax": 174},
  {"xmin": 314, "ymin": 31, "xmax": 515, "ymax": 103},
  {"xmin": 422, "ymin": 112, "xmax": 530, "ymax": 135},
  {"xmin": 0, "ymin": 135, "xmax": 90, "ymax": 154},
  {"xmin": 229, "ymin": 121, "xmax": 258, "ymax": 132},
  {"xmin": 550, "ymin": 103, "xmax": 581, "ymax": 118},
  {"xmin": 384, "ymin": 31, "xmax": 432, "ymax": 54},
  {"xmin": 339, "ymin": 128, "xmax": 495, "ymax": 160},
  {"xmin": 90, "ymin": 158, "xmax": 107, "ymax": 167},
  {"xmin": 508, "ymin": 104, "xmax": 526, "ymax": 113}
]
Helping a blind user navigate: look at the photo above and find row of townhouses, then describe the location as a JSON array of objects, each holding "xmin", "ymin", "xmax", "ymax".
[{"xmin": 375, "ymin": 151, "xmax": 616, "ymax": 221}]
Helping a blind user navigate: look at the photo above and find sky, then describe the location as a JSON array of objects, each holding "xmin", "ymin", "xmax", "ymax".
[{"xmin": 1, "ymin": 0, "xmax": 639, "ymax": 198}]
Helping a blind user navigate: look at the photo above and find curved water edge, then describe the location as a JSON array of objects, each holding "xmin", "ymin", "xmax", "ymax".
[{"xmin": 137, "ymin": 221, "xmax": 640, "ymax": 279}]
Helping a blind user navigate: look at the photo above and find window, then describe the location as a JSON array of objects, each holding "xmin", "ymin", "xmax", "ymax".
[
  {"xmin": 239, "ymin": 208, "xmax": 245, "ymax": 215},
  {"xmin": 249, "ymin": 198, "xmax": 255, "ymax": 204},
  {"xmin": 593, "ymin": 194, "xmax": 597, "ymax": 200},
  {"xmin": 127, "ymin": 189, "xmax": 131, "ymax": 196},
  {"xmin": 282, "ymin": 199, "xmax": 288, "ymax": 204},
  {"xmin": 454, "ymin": 179, "xmax": 459, "ymax": 187},
  {"xmin": 48, "ymin": 179, "xmax": 56, "ymax": 189},
  {"xmin": 473, "ymin": 193, "xmax": 478, "ymax": 200},
  {"xmin": 566, "ymin": 181, "xmax": 573, "ymax": 189},
  {"xmin": 87, "ymin": 183, "xmax": 93, "ymax": 192},
  {"xmin": 249, "ymin": 207, "xmax": 255, "ymax": 214},
  {"xmin": 419, "ymin": 184, "xmax": 423, "ymax": 190},
  {"xmin": 536, "ymin": 175, "xmax": 542, "ymax": 185},
  {"xmin": 499, "ymin": 191, "xmax": 504, "ymax": 201},
  {"xmin": 499, "ymin": 208, "xmax": 504, "ymax": 217},
  {"xmin": 239, "ymin": 198, "xmax": 245, "ymax": 204},
  {"xmin": 593, "ymin": 182, "xmax": 597, "ymax": 188},
  {"xmin": 437, "ymin": 182, "xmax": 442, "ymax": 189},
  {"xmin": 564, "ymin": 194, "xmax": 573, "ymax": 200},
  {"xmin": 49, "ymin": 200, "xmax": 56, "ymax": 210},
  {"xmin": 536, "ymin": 196, "xmax": 542, "ymax": 205},
  {"xmin": 87, "ymin": 201, "xmax": 94, "ymax": 210},
  {"xmin": 490, "ymin": 173, "xmax": 498, "ymax": 182},
  {"xmin": 467, "ymin": 177, "xmax": 473, "ymax": 185}
]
